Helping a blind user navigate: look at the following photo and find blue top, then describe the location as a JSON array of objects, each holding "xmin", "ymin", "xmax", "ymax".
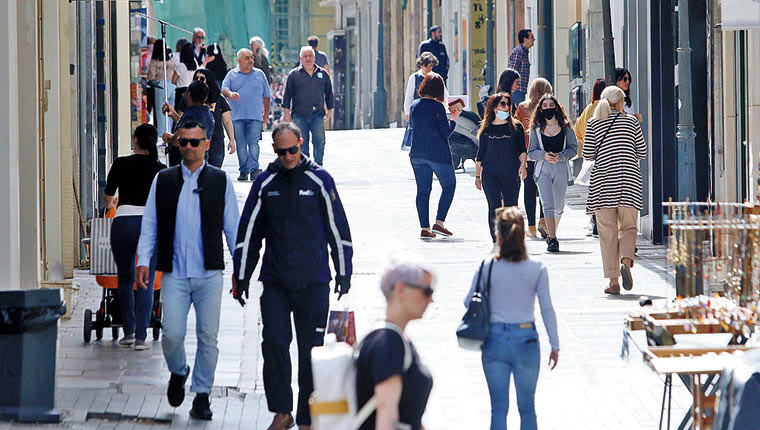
[
  {"xmin": 409, "ymin": 98, "xmax": 456, "ymax": 165},
  {"xmin": 221, "ymin": 67, "xmax": 272, "ymax": 121},
  {"xmin": 464, "ymin": 258, "xmax": 559, "ymax": 351},
  {"xmin": 137, "ymin": 161, "xmax": 240, "ymax": 279},
  {"xmin": 178, "ymin": 105, "xmax": 215, "ymax": 140}
]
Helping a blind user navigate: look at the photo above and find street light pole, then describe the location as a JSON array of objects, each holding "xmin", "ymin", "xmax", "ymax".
[
  {"xmin": 676, "ymin": 0, "xmax": 697, "ymax": 199},
  {"xmin": 601, "ymin": 0, "xmax": 616, "ymax": 84},
  {"xmin": 484, "ymin": 0, "xmax": 495, "ymax": 90},
  {"xmin": 373, "ymin": 0, "xmax": 387, "ymax": 128}
]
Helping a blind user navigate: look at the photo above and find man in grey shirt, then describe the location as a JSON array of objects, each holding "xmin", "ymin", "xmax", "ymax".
[{"xmin": 307, "ymin": 35, "xmax": 331, "ymax": 75}]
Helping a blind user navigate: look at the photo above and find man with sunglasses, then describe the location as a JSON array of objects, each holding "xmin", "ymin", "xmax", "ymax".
[
  {"xmin": 231, "ymin": 122, "xmax": 352, "ymax": 430},
  {"xmin": 162, "ymin": 80, "xmax": 215, "ymax": 166},
  {"xmin": 136, "ymin": 121, "xmax": 239, "ymax": 421}
]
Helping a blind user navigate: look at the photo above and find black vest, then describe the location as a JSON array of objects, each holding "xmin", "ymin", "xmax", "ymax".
[
  {"xmin": 155, "ymin": 164, "xmax": 226, "ymax": 273},
  {"xmin": 413, "ymin": 73, "xmax": 424, "ymax": 100}
]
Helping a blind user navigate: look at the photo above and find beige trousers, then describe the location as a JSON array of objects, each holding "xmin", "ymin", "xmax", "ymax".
[{"xmin": 594, "ymin": 207, "xmax": 638, "ymax": 279}]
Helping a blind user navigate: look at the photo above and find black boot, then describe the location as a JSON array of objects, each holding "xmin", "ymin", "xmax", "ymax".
[
  {"xmin": 167, "ymin": 366, "xmax": 190, "ymax": 407},
  {"xmin": 189, "ymin": 392, "xmax": 213, "ymax": 420}
]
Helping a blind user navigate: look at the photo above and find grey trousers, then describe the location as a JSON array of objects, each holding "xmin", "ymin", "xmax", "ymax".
[{"xmin": 535, "ymin": 162, "xmax": 569, "ymax": 218}]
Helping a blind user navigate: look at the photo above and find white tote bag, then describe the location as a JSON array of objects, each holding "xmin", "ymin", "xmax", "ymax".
[
  {"xmin": 90, "ymin": 218, "xmax": 118, "ymax": 275},
  {"xmin": 574, "ymin": 160, "xmax": 594, "ymax": 186}
]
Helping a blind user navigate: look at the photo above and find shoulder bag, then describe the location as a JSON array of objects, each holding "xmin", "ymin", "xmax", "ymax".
[
  {"xmin": 456, "ymin": 259, "xmax": 494, "ymax": 350},
  {"xmin": 575, "ymin": 113, "xmax": 619, "ymax": 186}
]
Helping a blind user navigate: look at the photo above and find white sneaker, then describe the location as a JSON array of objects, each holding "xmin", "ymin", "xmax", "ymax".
[
  {"xmin": 118, "ymin": 334, "xmax": 135, "ymax": 347},
  {"xmin": 134, "ymin": 339, "xmax": 151, "ymax": 350}
]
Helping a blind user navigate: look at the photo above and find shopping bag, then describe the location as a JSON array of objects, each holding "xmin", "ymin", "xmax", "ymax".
[
  {"xmin": 327, "ymin": 310, "xmax": 356, "ymax": 346},
  {"xmin": 401, "ymin": 123, "xmax": 413, "ymax": 150},
  {"xmin": 90, "ymin": 217, "xmax": 118, "ymax": 275},
  {"xmin": 574, "ymin": 160, "xmax": 594, "ymax": 186}
]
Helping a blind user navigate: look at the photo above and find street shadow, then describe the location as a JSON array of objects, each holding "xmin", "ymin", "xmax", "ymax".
[{"xmin": 605, "ymin": 294, "xmax": 668, "ymax": 301}]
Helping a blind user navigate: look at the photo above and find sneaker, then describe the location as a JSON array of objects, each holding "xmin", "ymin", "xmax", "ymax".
[
  {"xmin": 586, "ymin": 222, "xmax": 594, "ymax": 237},
  {"xmin": 604, "ymin": 283, "xmax": 621, "ymax": 295},
  {"xmin": 189, "ymin": 393, "xmax": 213, "ymax": 420},
  {"xmin": 537, "ymin": 219, "xmax": 549, "ymax": 239},
  {"xmin": 620, "ymin": 264, "xmax": 633, "ymax": 291},
  {"xmin": 527, "ymin": 226, "xmax": 537, "ymax": 237},
  {"xmin": 432, "ymin": 224, "xmax": 453, "ymax": 237},
  {"xmin": 592, "ymin": 223, "xmax": 599, "ymax": 238},
  {"xmin": 250, "ymin": 169, "xmax": 263, "ymax": 179},
  {"xmin": 237, "ymin": 173, "xmax": 248, "ymax": 181},
  {"xmin": 118, "ymin": 334, "xmax": 135, "ymax": 347},
  {"xmin": 266, "ymin": 413, "xmax": 295, "ymax": 430},
  {"xmin": 420, "ymin": 229, "xmax": 436, "ymax": 240},
  {"xmin": 547, "ymin": 238, "xmax": 559, "ymax": 253},
  {"xmin": 167, "ymin": 366, "xmax": 190, "ymax": 407},
  {"xmin": 134, "ymin": 339, "xmax": 151, "ymax": 351}
]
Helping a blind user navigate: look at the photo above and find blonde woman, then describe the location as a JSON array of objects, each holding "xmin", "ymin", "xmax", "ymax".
[
  {"xmin": 582, "ymin": 86, "xmax": 647, "ymax": 294},
  {"xmin": 515, "ymin": 78, "xmax": 553, "ymax": 238}
]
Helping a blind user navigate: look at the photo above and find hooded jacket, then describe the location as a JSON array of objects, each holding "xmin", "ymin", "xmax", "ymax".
[{"xmin": 232, "ymin": 156, "xmax": 353, "ymax": 289}]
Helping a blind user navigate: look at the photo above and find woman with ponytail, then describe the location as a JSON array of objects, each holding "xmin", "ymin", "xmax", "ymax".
[
  {"xmin": 583, "ymin": 86, "xmax": 647, "ymax": 294},
  {"xmin": 465, "ymin": 206, "xmax": 559, "ymax": 430},
  {"xmin": 475, "ymin": 92, "xmax": 527, "ymax": 246},
  {"xmin": 104, "ymin": 123, "xmax": 166, "ymax": 350}
]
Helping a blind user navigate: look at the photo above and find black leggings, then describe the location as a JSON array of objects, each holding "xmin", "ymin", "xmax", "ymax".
[
  {"xmin": 523, "ymin": 161, "xmax": 544, "ymax": 226},
  {"xmin": 482, "ymin": 170, "xmax": 520, "ymax": 242}
]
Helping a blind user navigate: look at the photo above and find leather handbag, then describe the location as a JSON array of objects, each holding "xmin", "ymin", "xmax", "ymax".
[{"xmin": 456, "ymin": 259, "xmax": 493, "ymax": 350}]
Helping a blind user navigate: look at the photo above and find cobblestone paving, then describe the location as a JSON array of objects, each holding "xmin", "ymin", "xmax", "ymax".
[{"xmin": 5, "ymin": 128, "xmax": 693, "ymax": 429}]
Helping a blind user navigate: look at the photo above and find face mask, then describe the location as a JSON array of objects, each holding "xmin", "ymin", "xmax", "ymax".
[
  {"xmin": 543, "ymin": 108, "xmax": 556, "ymax": 120},
  {"xmin": 495, "ymin": 110, "xmax": 510, "ymax": 120}
]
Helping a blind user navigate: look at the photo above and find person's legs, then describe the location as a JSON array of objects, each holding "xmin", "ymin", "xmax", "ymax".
[
  {"xmin": 233, "ymin": 119, "xmax": 250, "ymax": 176},
  {"xmin": 595, "ymin": 208, "xmax": 622, "ymax": 281},
  {"xmin": 481, "ymin": 171, "xmax": 503, "ymax": 243},
  {"xmin": 618, "ymin": 207, "xmax": 639, "ymax": 267},
  {"xmin": 260, "ymin": 283, "xmax": 295, "ymax": 414},
  {"xmin": 430, "ymin": 161, "xmax": 457, "ymax": 223},
  {"xmin": 310, "ymin": 113, "xmax": 326, "ymax": 165},
  {"xmin": 188, "ymin": 272, "xmax": 223, "ymax": 394},
  {"xmin": 410, "ymin": 159, "xmax": 434, "ymax": 229},
  {"xmin": 500, "ymin": 174, "xmax": 521, "ymax": 207},
  {"xmin": 292, "ymin": 115, "xmax": 311, "ymax": 158},
  {"xmin": 160, "ymin": 273, "xmax": 192, "ymax": 375},
  {"xmin": 134, "ymin": 249, "xmax": 156, "ymax": 341},
  {"xmin": 110, "ymin": 216, "xmax": 141, "ymax": 337},
  {"xmin": 481, "ymin": 328, "xmax": 511, "ymax": 430},
  {"xmin": 524, "ymin": 162, "xmax": 539, "ymax": 226},
  {"xmin": 154, "ymin": 84, "xmax": 168, "ymax": 138},
  {"xmin": 291, "ymin": 283, "xmax": 330, "ymax": 426},
  {"xmin": 550, "ymin": 165, "xmax": 569, "ymax": 233},
  {"xmin": 511, "ymin": 328, "xmax": 540, "ymax": 430},
  {"xmin": 536, "ymin": 171, "xmax": 556, "ymax": 236},
  {"xmin": 247, "ymin": 119, "xmax": 263, "ymax": 173},
  {"xmin": 207, "ymin": 138, "xmax": 225, "ymax": 168}
]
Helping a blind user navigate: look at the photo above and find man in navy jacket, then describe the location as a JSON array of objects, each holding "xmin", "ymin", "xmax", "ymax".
[{"xmin": 231, "ymin": 121, "xmax": 352, "ymax": 429}]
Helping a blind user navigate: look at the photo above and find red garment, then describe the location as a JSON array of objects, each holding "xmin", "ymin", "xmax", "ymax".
[{"xmin": 515, "ymin": 102, "xmax": 533, "ymax": 149}]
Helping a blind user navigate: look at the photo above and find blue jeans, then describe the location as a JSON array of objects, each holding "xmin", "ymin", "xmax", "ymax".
[
  {"xmin": 482, "ymin": 322, "xmax": 540, "ymax": 430},
  {"xmin": 110, "ymin": 215, "xmax": 156, "ymax": 341},
  {"xmin": 292, "ymin": 113, "xmax": 326, "ymax": 165},
  {"xmin": 153, "ymin": 81, "xmax": 176, "ymax": 139},
  {"xmin": 512, "ymin": 90, "xmax": 526, "ymax": 107},
  {"xmin": 410, "ymin": 158, "xmax": 456, "ymax": 228},
  {"xmin": 160, "ymin": 271, "xmax": 223, "ymax": 394},
  {"xmin": 233, "ymin": 119, "xmax": 263, "ymax": 174}
]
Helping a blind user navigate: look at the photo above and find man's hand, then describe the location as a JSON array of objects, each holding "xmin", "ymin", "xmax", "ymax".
[
  {"xmin": 324, "ymin": 109, "xmax": 333, "ymax": 121},
  {"xmin": 228, "ymin": 140, "xmax": 236, "ymax": 154},
  {"xmin": 519, "ymin": 164, "xmax": 528, "ymax": 180},
  {"xmin": 334, "ymin": 275, "xmax": 350, "ymax": 300},
  {"xmin": 229, "ymin": 92, "xmax": 240, "ymax": 101},
  {"xmin": 263, "ymin": 112, "xmax": 270, "ymax": 125},
  {"xmin": 162, "ymin": 132, "xmax": 173, "ymax": 143},
  {"xmin": 230, "ymin": 277, "xmax": 249, "ymax": 307},
  {"xmin": 136, "ymin": 266, "xmax": 150, "ymax": 289},
  {"xmin": 283, "ymin": 110, "xmax": 291, "ymax": 122}
]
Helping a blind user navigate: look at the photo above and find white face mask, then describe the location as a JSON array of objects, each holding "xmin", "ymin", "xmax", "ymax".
[{"xmin": 496, "ymin": 110, "xmax": 510, "ymax": 120}]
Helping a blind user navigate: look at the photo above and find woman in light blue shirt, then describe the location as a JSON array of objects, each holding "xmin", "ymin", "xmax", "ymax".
[{"xmin": 465, "ymin": 206, "xmax": 559, "ymax": 430}]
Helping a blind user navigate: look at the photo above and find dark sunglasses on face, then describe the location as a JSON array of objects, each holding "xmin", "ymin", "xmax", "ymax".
[
  {"xmin": 194, "ymin": 76, "xmax": 206, "ymax": 82},
  {"xmin": 274, "ymin": 145, "xmax": 300, "ymax": 156},
  {"xmin": 405, "ymin": 282, "xmax": 434, "ymax": 298},
  {"xmin": 498, "ymin": 100, "xmax": 510, "ymax": 108},
  {"xmin": 178, "ymin": 138, "xmax": 203, "ymax": 147},
  {"xmin": 620, "ymin": 76, "xmax": 631, "ymax": 82}
]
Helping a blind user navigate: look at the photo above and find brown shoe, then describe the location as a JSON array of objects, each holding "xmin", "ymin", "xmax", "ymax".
[
  {"xmin": 604, "ymin": 284, "xmax": 621, "ymax": 295},
  {"xmin": 537, "ymin": 218, "xmax": 549, "ymax": 239},
  {"xmin": 420, "ymin": 229, "xmax": 436, "ymax": 240},
  {"xmin": 267, "ymin": 413, "xmax": 294, "ymax": 430},
  {"xmin": 432, "ymin": 224, "xmax": 453, "ymax": 237},
  {"xmin": 527, "ymin": 226, "xmax": 537, "ymax": 237}
]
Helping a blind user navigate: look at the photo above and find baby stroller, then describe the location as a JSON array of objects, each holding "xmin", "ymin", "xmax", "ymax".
[
  {"xmin": 83, "ymin": 207, "xmax": 163, "ymax": 342},
  {"xmin": 449, "ymin": 110, "xmax": 481, "ymax": 171}
]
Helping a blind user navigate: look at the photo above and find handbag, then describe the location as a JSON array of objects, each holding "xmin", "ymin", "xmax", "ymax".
[
  {"xmin": 89, "ymin": 217, "xmax": 118, "ymax": 275},
  {"xmin": 401, "ymin": 122, "xmax": 413, "ymax": 150},
  {"xmin": 575, "ymin": 113, "xmax": 620, "ymax": 186},
  {"xmin": 326, "ymin": 309, "xmax": 357, "ymax": 346},
  {"xmin": 456, "ymin": 259, "xmax": 493, "ymax": 350}
]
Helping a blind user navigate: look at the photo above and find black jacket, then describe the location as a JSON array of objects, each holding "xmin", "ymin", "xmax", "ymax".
[{"xmin": 418, "ymin": 39, "xmax": 450, "ymax": 80}]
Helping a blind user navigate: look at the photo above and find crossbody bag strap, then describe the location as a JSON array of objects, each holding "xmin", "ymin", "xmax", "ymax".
[
  {"xmin": 485, "ymin": 258, "xmax": 494, "ymax": 299},
  {"xmin": 475, "ymin": 260, "xmax": 486, "ymax": 294},
  {"xmin": 595, "ymin": 113, "xmax": 620, "ymax": 160}
]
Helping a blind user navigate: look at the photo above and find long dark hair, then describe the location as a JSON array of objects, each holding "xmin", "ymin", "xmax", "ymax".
[
  {"xmin": 495, "ymin": 68, "xmax": 520, "ymax": 94},
  {"xmin": 592, "ymin": 79, "xmax": 606, "ymax": 103},
  {"xmin": 614, "ymin": 67, "xmax": 632, "ymax": 107},
  {"xmin": 478, "ymin": 92, "xmax": 517, "ymax": 138},
  {"xmin": 151, "ymin": 39, "xmax": 168, "ymax": 61},
  {"xmin": 530, "ymin": 94, "xmax": 570, "ymax": 131},
  {"xmin": 205, "ymin": 43, "xmax": 228, "ymax": 81},
  {"xmin": 193, "ymin": 68, "xmax": 220, "ymax": 102},
  {"xmin": 495, "ymin": 206, "xmax": 527, "ymax": 262},
  {"xmin": 134, "ymin": 123, "xmax": 159, "ymax": 162},
  {"xmin": 179, "ymin": 43, "xmax": 198, "ymax": 71}
]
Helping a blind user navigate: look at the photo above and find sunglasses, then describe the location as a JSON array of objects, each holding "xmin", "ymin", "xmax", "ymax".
[
  {"xmin": 274, "ymin": 145, "xmax": 300, "ymax": 156},
  {"xmin": 498, "ymin": 100, "xmax": 510, "ymax": 108},
  {"xmin": 178, "ymin": 138, "xmax": 203, "ymax": 147},
  {"xmin": 194, "ymin": 76, "xmax": 206, "ymax": 82},
  {"xmin": 620, "ymin": 76, "xmax": 631, "ymax": 82},
  {"xmin": 194, "ymin": 35, "xmax": 205, "ymax": 40},
  {"xmin": 405, "ymin": 282, "xmax": 435, "ymax": 298}
]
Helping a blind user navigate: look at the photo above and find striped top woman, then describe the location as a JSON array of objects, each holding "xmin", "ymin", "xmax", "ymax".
[{"xmin": 582, "ymin": 86, "xmax": 646, "ymax": 295}]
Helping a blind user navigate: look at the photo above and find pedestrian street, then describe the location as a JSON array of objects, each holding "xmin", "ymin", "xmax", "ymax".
[{"xmin": 39, "ymin": 128, "xmax": 695, "ymax": 430}]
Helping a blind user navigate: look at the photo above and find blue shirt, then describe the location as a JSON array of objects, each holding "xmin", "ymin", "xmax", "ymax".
[
  {"xmin": 221, "ymin": 67, "xmax": 271, "ymax": 121},
  {"xmin": 409, "ymin": 98, "xmax": 456, "ymax": 165},
  {"xmin": 178, "ymin": 105, "xmax": 215, "ymax": 140},
  {"xmin": 137, "ymin": 161, "xmax": 240, "ymax": 279}
]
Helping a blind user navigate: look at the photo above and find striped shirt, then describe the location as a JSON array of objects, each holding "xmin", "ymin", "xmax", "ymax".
[{"xmin": 582, "ymin": 111, "xmax": 647, "ymax": 212}]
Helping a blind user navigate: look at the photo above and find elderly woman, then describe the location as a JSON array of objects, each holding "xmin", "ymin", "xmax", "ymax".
[
  {"xmin": 583, "ymin": 86, "xmax": 647, "ymax": 294},
  {"xmin": 355, "ymin": 257, "xmax": 435, "ymax": 430},
  {"xmin": 466, "ymin": 206, "xmax": 559, "ymax": 430}
]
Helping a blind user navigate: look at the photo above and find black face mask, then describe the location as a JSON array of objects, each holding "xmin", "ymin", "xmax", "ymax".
[{"xmin": 543, "ymin": 108, "xmax": 556, "ymax": 120}]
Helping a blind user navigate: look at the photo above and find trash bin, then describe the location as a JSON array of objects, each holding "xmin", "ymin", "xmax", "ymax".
[{"xmin": 0, "ymin": 289, "xmax": 65, "ymax": 423}]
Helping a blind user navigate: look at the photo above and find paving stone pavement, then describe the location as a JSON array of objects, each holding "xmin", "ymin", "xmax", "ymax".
[{"xmin": 4, "ymin": 128, "xmax": 695, "ymax": 429}]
